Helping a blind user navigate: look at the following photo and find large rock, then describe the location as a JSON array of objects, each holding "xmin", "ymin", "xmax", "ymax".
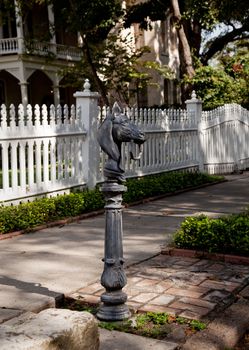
[{"xmin": 0, "ymin": 308, "xmax": 99, "ymax": 350}]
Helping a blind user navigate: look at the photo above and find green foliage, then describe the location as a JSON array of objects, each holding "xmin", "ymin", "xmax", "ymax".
[
  {"xmin": 175, "ymin": 316, "xmax": 206, "ymax": 331},
  {"xmin": 0, "ymin": 172, "xmax": 222, "ymax": 234},
  {"xmin": 185, "ymin": 64, "xmax": 246, "ymax": 109},
  {"xmin": 174, "ymin": 212, "xmax": 249, "ymax": 256},
  {"xmin": 60, "ymin": 30, "xmax": 174, "ymax": 105},
  {"xmin": 0, "ymin": 188, "xmax": 104, "ymax": 234},
  {"xmin": 98, "ymin": 311, "xmax": 206, "ymax": 339},
  {"xmin": 136, "ymin": 312, "xmax": 169, "ymax": 326},
  {"xmin": 123, "ymin": 172, "xmax": 222, "ymax": 203},
  {"xmin": 52, "ymin": 193, "xmax": 85, "ymax": 218},
  {"xmin": 190, "ymin": 319, "xmax": 207, "ymax": 331},
  {"xmin": 10, "ymin": 0, "xmax": 249, "ymax": 106},
  {"xmin": 216, "ymin": 40, "xmax": 249, "ymax": 109},
  {"xmin": 124, "ymin": 0, "xmax": 170, "ymax": 30},
  {"xmin": 0, "ymin": 199, "xmax": 56, "ymax": 233}
]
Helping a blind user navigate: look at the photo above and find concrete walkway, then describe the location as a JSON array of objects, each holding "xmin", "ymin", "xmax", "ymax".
[{"xmin": 0, "ymin": 172, "xmax": 249, "ymax": 348}]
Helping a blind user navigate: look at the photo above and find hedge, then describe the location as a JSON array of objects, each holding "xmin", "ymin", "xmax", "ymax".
[
  {"xmin": 0, "ymin": 171, "xmax": 223, "ymax": 234},
  {"xmin": 173, "ymin": 212, "xmax": 249, "ymax": 256}
]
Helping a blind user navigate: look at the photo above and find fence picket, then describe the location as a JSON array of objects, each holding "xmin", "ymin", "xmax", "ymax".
[
  {"xmin": 19, "ymin": 141, "xmax": 26, "ymax": 190},
  {"xmin": 27, "ymin": 140, "xmax": 34, "ymax": 188},
  {"xmin": 2, "ymin": 142, "xmax": 9, "ymax": 189},
  {"xmin": 11, "ymin": 141, "xmax": 18, "ymax": 190},
  {"xmin": 35, "ymin": 139, "xmax": 42, "ymax": 186}
]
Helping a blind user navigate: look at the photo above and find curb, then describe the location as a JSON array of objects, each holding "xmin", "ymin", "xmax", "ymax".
[
  {"xmin": 0, "ymin": 179, "xmax": 225, "ymax": 241},
  {"xmin": 161, "ymin": 248, "xmax": 249, "ymax": 265},
  {"xmin": 181, "ymin": 297, "xmax": 249, "ymax": 350}
]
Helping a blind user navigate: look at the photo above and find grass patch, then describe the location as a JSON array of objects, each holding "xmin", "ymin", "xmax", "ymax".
[{"xmin": 61, "ymin": 298, "xmax": 206, "ymax": 340}]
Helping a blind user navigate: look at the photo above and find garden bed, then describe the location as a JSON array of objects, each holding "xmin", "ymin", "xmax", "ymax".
[
  {"xmin": 61, "ymin": 297, "xmax": 207, "ymax": 344},
  {"xmin": 172, "ymin": 211, "xmax": 249, "ymax": 258},
  {"xmin": 0, "ymin": 171, "xmax": 223, "ymax": 235},
  {"xmin": 161, "ymin": 247, "xmax": 249, "ymax": 265}
]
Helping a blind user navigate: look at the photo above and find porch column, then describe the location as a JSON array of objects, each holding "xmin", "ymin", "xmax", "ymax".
[
  {"xmin": 53, "ymin": 85, "xmax": 60, "ymax": 106},
  {"xmin": 19, "ymin": 81, "xmax": 29, "ymax": 108},
  {"xmin": 52, "ymin": 74, "xmax": 60, "ymax": 106},
  {"xmin": 14, "ymin": 0, "xmax": 24, "ymax": 53}
]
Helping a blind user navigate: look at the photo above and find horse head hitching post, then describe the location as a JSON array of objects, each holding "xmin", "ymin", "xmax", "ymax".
[{"xmin": 97, "ymin": 102, "xmax": 145, "ymax": 321}]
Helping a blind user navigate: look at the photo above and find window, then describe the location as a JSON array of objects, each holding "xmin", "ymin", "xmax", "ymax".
[{"xmin": 1, "ymin": 4, "xmax": 17, "ymax": 38}]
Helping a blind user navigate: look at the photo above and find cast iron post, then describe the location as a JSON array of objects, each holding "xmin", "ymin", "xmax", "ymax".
[
  {"xmin": 96, "ymin": 103, "xmax": 145, "ymax": 321},
  {"xmin": 96, "ymin": 181, "xmax": 130, "ymax": 320}
]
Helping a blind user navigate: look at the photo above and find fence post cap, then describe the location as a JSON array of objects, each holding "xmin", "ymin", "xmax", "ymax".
[
  {"xmin": 83, "ymin": 79, "xmax": 91, "ymax": 92},
  {"xmin": 185, "ymin": 90, "xmax": 202, "ymax": 105}
]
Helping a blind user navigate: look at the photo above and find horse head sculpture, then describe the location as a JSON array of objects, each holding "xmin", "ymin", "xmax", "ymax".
[{"xmin": 97, "ymin": 103, "xmax": 145, "ymax": 183}]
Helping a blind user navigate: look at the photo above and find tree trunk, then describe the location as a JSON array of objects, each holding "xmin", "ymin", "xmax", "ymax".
[
  {"xmin": 82, "ymin": 36, "xmax": 110, "ymax": 106},
  {"xmin": 170, "ymin": 0, "xmax": 195, "ymax": 79}
]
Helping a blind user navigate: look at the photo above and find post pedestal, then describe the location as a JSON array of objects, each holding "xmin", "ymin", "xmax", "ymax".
[{"xmin": 97, "ymin": 181, "xmax": 130, "ymax": 321}]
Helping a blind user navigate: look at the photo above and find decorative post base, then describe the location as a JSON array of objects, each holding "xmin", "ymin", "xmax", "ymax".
[
  {"xmin": 97, "ymin": 291, "xmax": 130, "ymax": 321},
  {"xmin": 97, "ymin": 181, "xmax": 131, "ymax": 321}
]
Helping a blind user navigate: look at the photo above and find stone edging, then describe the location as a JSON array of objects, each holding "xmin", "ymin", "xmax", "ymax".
[
  {"xmin": 182, "ymin": 297, "xmax": 249, "ymax": 350},
  {"xmin": 162, "ymin": 247, "xmax": 249, "ymax": 265}
]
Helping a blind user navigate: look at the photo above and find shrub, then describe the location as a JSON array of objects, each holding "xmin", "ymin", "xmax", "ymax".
[
  {"xmin": 52, "ymin": 193, "xmax": 85, "ymax": 218},
  {"xmin": 0, "ymin": 188, "xmax": 104, "ymax": 234},
  {"xmin": 123, "ymin": 172, "xmax": 221, "ymax": 203},
  {"xmin": 0, "ymin": 199, "xmax": 56, "ymax": 233},
  {"xmin": 174, "ymin": 213, "xmax": 249, "ymax": 256},
  {"xmin": 0, "ymin": 171, "xmax": 223, "ymax": 234}
]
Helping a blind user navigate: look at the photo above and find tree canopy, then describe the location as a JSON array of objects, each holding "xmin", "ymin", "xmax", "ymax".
[
  {"xmin": 124, "ymin": 0, "xmax": 249, "ymax": 105},
  {"xmin": 125, "ymin": 0, "xmax": 249, "ymax": 65},
  {"xmin": 2, "ymin": 0, "xmax": 249, "ymax": 107}
]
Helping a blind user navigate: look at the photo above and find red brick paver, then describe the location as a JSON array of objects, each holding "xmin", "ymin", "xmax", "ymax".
[{"xmin": 70, "ymin": 254, "xmax": 249, "ymax": 321}]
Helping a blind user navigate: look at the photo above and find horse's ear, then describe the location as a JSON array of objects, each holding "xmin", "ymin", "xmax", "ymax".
[
  {"xmin": 112, "ymin": 101, "xmax": 122, "ymax": 116},
  {"xmin": 97, "ymin": 114, "xmax": 120, "ymax": 161}
]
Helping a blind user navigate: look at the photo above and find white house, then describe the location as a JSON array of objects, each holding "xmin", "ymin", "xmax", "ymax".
[{"xmin": 0, "ymin": 1, "xmax": 181, "ymax": 108}]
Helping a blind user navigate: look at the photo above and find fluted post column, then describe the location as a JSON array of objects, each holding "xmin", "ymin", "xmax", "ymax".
[{"xmin": 97, "ymin": 181, "xmax": 130, "ymax": 321}]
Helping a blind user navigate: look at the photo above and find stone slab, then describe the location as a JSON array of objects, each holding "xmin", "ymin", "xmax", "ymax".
[
  {"xmin": 0, "ymin": 308, "xmax": 99, "ymax": 350},
  {"xmin": 0, "ymin": 284, "xmax": 62, "ymax": 312},
  {"xmin": 99, "ymin": 328, "xmax": 178, "ymax": 350},
  {"xmin": 0, "ymin": 308, "xmax": 24, "ymax": 324}
]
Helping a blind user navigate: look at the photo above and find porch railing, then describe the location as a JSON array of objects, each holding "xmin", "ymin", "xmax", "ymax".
[
  {"xmin": 0, "ymin": 38, "xmax": 82, "ymax": 61},
  {"xmin": 0, "ymin": 37, "xmax": 19, "ymax": 55}
]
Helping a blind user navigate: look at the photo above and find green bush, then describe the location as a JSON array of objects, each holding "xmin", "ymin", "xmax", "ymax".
[
  {"xmin": 0, "ymin": 171, "xmax": 222, "ymax": 234},
  {"xmin": 123, "ymin": 172, "xmax": 221, "ymax": 203},
  {"xmin": 0, "ymin": 188, "xmax": 104, "ymax": 234},
  {"xmin": 53, "ymin": 193, "xmax": 85, "ymax": 218},
  {"xmin": 0, "ymin": 199, "xmax": 56, "ymax": 233},
  {"xmin": 174, "ymin": 212, "xmax": 249, "ymax": 256}
]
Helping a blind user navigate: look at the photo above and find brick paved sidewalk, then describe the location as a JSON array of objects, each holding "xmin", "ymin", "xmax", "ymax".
[{"xmin": 70, "ymin": 254, "xmax": 249, "ymax": 321}]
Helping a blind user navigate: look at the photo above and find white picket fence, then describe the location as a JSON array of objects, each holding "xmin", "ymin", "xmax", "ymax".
[
  {"xmin": 0, "ymin": 103, "xmax": 87, "ymax": 204},
  {"xmin": 97, "ymin": 106, "xmax": 199, "ymax": 183},
  {"xmin": 0, "ymin": 84, "xmax": 249, "ymax": 205},
  {"xmin": 201, "ymin": 104, "xmax": 249, "ymax": 174}
]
